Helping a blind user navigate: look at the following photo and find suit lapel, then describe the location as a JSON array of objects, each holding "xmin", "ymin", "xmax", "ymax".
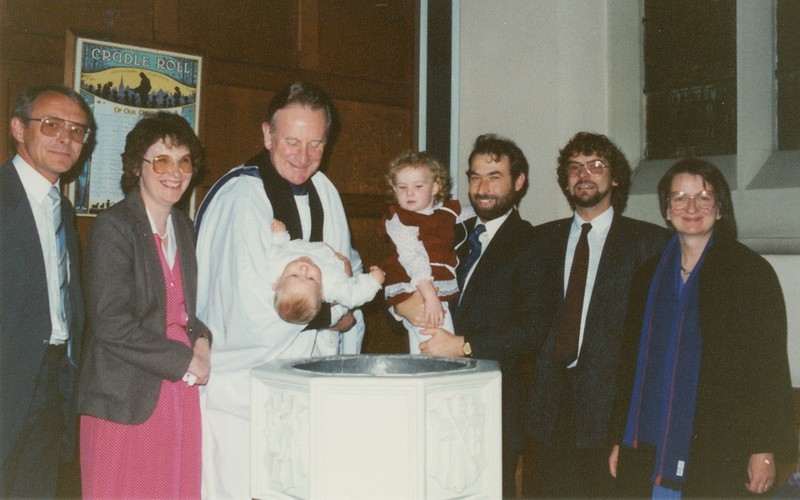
[
  {"xmin": 589, "ymin": 215, "xmax": 627, "ymax": 306},
  {"xmin": 554, "ymin": 220, "xmax": 571, "ymax": 297},
  {"xmin": 457, "ymin": 211, "xmax": 518, "ymax": 315}
]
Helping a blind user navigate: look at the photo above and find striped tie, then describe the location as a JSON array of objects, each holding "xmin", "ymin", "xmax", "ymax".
[{"xmin": 48, "ymin": 187, "xmax": 71, "ymax": 348}]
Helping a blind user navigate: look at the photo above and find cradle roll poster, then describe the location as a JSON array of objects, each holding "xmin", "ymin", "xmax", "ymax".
[{"xmin": 67, "ymin": 34, "xmax": 202, "ymax": 215}]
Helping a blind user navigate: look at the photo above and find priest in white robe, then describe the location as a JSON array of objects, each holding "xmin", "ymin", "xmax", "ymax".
[{"xmin": 195, "ymin": 82, "xmax": 365, "ymax": 499}]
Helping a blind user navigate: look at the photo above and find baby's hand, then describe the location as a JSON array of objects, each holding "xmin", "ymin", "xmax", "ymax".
[
  {"xmin": 271, "ymin": 219, "xmax": 286, "ymax": 233},
  {"xmin": 424, "ymin": 296, "xmax": 445, "ymax": 328},
  {"xmin": 369, "ymin": 265, "xmax": 386, "ymax": 285}
]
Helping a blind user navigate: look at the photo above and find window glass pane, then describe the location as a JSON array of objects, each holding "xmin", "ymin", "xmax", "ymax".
[
  {"xmin": 644, "ymin": 0, "xmax": 736, "ymax": 159},
  {"xmin": 777, "ymin": 0, "xmax": 800, "ymax": 150}
]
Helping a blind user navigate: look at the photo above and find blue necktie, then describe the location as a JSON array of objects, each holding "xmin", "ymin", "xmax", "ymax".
[
  {"xmin": 458, "ymin": 224, "xmax": 486, "ymax": 290},
  {"xmin": 48, "ymin": 187, "xmax": 73, "ymax": 363}
]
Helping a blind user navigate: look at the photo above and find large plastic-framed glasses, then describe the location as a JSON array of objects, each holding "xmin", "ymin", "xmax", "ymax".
[
  {"xmin": 668, "ymin": 191, "xmax": 717, "ymax": 211},
  {"xmin": 567, "ymin": 159, "xmax": 609, "ymax": 177},
  {"xmin": 143, "ymin": 154, "xmax": 194, "ymax": 174},
  {"xmin": 29, "ymin": 116, "xmax": 91, "ymax": 144}
]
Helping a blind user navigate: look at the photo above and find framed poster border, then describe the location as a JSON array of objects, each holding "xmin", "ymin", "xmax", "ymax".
[{"xmin": 64, "ymin": 30, "xmax": 205, "ymax": 217}]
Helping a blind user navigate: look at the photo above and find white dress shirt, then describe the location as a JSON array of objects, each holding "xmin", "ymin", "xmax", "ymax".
[{"xmin": 13, "ymin": 155, "xmax": 69, "ymax": 344}]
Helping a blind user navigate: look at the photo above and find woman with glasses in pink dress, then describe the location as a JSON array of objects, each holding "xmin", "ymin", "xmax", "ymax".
[{"xmin": 78, "ymin": 111, "xmax": 211, "ymax": 499}]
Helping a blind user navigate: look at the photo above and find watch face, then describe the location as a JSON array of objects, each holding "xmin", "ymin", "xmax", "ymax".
[{"xmin": 462, "ymin": 342, "xmax": 472, "ymax": 356}]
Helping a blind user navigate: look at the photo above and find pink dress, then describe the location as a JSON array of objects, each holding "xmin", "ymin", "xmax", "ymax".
[{"xmin": 81, "ymin": 234, "xmax": 201, "ymax": 499}]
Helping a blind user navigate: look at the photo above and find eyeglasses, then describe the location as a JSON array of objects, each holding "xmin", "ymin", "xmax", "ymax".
[
  {"xmin": 668, "ymin": 191, "xmax": 717, "ymax": 211},
  {"xmin": 567, "ymin": 159, "xmax": 609, "ymax": 177},
  {"xmin": 29, "ymin": 116, "xmax": 91, "ymax": 144},
  {"xmin": 143, "ymin": 154, "xmax": 194, "ymax": 174}
]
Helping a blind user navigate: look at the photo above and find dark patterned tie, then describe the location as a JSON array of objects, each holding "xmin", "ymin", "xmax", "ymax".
[
  {"xmin": 554, "ymin": 223, "xmax": 592, "ymax": 365},
  {"xmin": 458, "ymin": 223, "xmax": 486, "ymax": 290}
]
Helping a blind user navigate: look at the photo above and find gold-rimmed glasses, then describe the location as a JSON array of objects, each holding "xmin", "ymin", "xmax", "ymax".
[
  {"xmin": 28, "ymin": 116, "xmax": 91, "ymax": 144},
  {"xmin": 143, "ymin": 154, "xmax": 193, "ymax": 174}
]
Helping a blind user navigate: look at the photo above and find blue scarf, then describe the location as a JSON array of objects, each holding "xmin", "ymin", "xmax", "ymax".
[{"xmin": 622, "ymin": 232, "xmax": 713, "ymax": 489}]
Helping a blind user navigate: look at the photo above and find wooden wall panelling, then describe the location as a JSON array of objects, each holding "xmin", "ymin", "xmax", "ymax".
[
  {"xmin": 325, "ymin": 99, "xmax": 414, "ymax": 194},
  {"xmin": 196, "ymin": 84, "xmax": 275, "ymax": 201},
  {"xmin": 298, "ymin": 0, "xmax": 320, "ymax": 71},
  {"xmin": 2, "ymin": 60, "xmax": 64, "ymax": 156},
  {"xmin": 5, "ymin": 0, "xmax": 156, "ymax": 39},
  {"xmin": 174, "ymin": 0, "xmax": 298, "ymax": 67},
  {"xmin": 316, "ymin": 0, "xmax": 416, "ymax": 84}
]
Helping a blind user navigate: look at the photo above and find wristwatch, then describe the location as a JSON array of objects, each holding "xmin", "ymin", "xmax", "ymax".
[{"xmin": 462, "ymin": 340, "xmax": 473, "ymax": 358}]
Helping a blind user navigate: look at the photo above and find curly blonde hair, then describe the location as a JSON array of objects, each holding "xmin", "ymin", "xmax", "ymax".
[{"xmin": 385, "ymin": 150, "xmax": 451, "ymax": 204}]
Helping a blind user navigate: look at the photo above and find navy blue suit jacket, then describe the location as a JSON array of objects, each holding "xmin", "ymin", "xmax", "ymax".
[
  {"xmin": 0, "ymin": 158, "xmax": 84, "ymax": 462},
  {"xmin": 452, "ymin": 209, "xmax": 547, "ymax": 479},
  {"xmin": 526, "ymin": 213, "xmax": 668, "ymax": 449}
]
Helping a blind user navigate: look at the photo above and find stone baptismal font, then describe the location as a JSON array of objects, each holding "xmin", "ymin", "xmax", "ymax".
[{"xmin": 251, "ymin": 354, "xmax": 502, "ymax": 498}]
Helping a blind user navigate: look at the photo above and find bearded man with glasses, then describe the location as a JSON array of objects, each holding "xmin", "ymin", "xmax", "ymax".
[
  {"xmin": 523, "ymin": 131, "xmax": 670, "ymax": 497},
  {"xmin": 0, "ymin": 84, "xmax": 95, "ymax": 498}
]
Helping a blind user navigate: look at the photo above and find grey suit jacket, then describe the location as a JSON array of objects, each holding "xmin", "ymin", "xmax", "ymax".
[
  {"xmin": 77, "ymin": 189, "xmax": 210, "ymax": 424},
  {"xmin": 0, "ymin": 158, "xmax": 84, "ymax": 462},
  {"xmin": 527, "ymin": 213, "xmax": 669, "ymax": 448}
]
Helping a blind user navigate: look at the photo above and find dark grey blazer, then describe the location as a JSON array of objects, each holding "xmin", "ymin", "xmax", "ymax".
[
  {"xmin": 526, "ymin": 214, "xmax": 669, "ymax": 449},
  {"xmin": 0, "ymin": 159, "xmax": 84, "ymax": 462},
  {"xmin": 77, "ymin": 189, "xmax": 210, "ymax": 424}
]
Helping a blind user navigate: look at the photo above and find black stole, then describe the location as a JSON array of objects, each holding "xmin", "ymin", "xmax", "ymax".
[{"xmin": 245, "ymin": 151, "xmax": 325, "ymax": 242}]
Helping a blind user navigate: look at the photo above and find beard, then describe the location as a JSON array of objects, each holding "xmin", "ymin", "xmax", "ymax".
[
  {"xmin": 568, "ymin": 182, "xmax": 610, "ymax": 209},
  {"xmin": 469, "ymin": 189, "xmax": 518, "ymax": 221}
]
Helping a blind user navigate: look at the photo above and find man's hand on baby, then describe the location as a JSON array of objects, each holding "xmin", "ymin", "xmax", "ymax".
[
  {"xmin": 271, "ymin": 219, "xmax": 286, "ymax": 233},
  {"xmin": 330, "ymin": 250, "xmax": 353, "ymax": 277},
  {"xmin": 369, "ymin": 266, "xmax": 386, "ymax": 285}
]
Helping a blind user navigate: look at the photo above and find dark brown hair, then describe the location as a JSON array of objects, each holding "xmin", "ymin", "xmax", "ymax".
[
  {"xmin": 557, "ymin": 132, "xmax": 631, "ymax": 213},
  {"xmin": 657, "ymin": 158, "xmax": 737, "ymax": 240},
  {"xmin": 120, "ymin": 111, "xmax": 205, "ymax": 194}
]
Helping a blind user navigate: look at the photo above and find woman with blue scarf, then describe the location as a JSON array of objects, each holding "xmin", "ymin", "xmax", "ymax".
[{"xmin": 608, "ymin": 159, "xmax": 796, "ymax": 497}]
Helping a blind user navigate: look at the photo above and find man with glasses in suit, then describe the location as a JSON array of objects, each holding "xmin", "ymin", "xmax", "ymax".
[{"xmin": 1, "ymin": 85, "xmax": 94, "ymax": 498}]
